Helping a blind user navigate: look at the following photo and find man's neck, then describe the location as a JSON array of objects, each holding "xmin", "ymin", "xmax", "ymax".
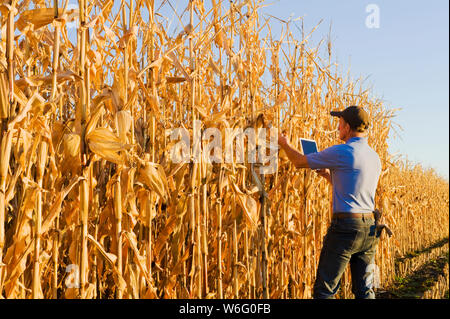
[{"xmin": 344, "ymin": 132, "xmax": 366, "ymax": 142}]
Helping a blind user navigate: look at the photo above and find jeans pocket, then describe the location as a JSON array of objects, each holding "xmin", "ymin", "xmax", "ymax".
[
  {"xmin": 327, "ymin": 224, "xmax": 360, "ymax": 255},
  {"xmin": 369, "ymin": 224, "xmax": 379, "ymax": 238},
  {"xmin": 367, "ymin": 229, "xmax": 380, "ymax": 253}
]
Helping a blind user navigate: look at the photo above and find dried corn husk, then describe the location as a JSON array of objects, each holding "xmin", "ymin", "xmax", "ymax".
[
  {"xmin": 86, "ymin": 127, "xmax": 131, "ymax": 164},
  {"xmin": 136, "ymin": 161, "xmax": 169, "ymax": 203}
]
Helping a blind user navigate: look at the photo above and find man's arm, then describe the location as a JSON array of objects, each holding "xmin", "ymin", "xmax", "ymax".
[
  {"xmin": 278, "ymin": 134, "xmax": 310, "ymax": 168},
  {"xmin": 315, "ymin": 169, "xmax": 332, "ymax": 184}
]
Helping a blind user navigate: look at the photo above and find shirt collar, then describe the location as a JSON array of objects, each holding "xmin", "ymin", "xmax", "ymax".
[{"xmin": 346, "ymin": 136, "xmax": 367, "ymax": 144}]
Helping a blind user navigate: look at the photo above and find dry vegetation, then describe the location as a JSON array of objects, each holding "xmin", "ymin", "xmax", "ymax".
[{"xmin": 0, "ymin": 0, "xmax": 448, "ymax": 298}]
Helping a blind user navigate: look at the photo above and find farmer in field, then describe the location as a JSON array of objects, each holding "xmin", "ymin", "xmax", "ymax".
[{"xmin": 278, "ymin": 106, "xmax": 382, "ymax": 299}]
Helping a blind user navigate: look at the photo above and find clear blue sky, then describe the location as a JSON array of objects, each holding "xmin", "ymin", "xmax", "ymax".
[{"xmin": 258, "ymin": 0, "xmax": 449, "ymax": 179}]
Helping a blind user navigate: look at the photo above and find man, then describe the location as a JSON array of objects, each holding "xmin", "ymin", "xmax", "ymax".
[{"xmin": 278, "ymin": 106, "xmax": 382, "ymax": 299}]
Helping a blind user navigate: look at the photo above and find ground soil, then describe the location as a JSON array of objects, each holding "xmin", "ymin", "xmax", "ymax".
[{"xmin": 376, "ymin": 239, "xmax": 449, "ymax": 299}]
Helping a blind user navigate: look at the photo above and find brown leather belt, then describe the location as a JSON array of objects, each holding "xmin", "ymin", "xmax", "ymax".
[{"xmin": 332, "ymin": 212, "xmax": 374, "ymax": 219}]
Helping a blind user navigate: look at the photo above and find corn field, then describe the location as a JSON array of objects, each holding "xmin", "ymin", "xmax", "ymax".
[{"xmin": 0, "ymin": 0, "xmax": 448, "ymax": 299}]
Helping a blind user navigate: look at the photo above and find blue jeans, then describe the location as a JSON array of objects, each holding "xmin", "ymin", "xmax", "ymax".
[{"xmin": 313, "ymin": 216, "xmax": 380, "ymax": 299}]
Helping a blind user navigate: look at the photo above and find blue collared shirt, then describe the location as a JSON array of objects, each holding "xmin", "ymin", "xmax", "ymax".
[{"xmin": 306, "ymin": 137, "xmax": 381, "ymax": 213}]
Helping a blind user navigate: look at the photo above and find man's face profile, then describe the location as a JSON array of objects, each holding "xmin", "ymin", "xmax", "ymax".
[{"xmin": 338, "ymin": 117, "xmax": 351, "ymax": 141}]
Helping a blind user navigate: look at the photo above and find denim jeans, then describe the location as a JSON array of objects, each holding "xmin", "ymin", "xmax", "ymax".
[{"xmin": 313, "ymin": 216, "xmax": 380, "ymax": 299}]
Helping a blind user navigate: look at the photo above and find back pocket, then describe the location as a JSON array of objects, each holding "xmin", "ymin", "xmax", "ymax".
[{"xmin": 327, "ymin": 224, "xmax": 360, "ymax": 255}]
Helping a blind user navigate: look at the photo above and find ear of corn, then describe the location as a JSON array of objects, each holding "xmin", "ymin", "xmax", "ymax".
[{"xmin": 0, "ymin": 0, "xmax": 447, "ymax": 299}]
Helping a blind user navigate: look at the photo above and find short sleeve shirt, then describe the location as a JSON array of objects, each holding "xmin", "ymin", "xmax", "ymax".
[{"xmin": 305, "ymin": 137, "xmax": 381, "ymax": 213}]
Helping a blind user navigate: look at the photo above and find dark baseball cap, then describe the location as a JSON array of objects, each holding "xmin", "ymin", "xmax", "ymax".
[{"xmin": 330, "ymin": 106, "xmax": 370, "ymax": 132}]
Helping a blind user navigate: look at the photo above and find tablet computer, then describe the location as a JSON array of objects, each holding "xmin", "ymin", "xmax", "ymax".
[{"xmin": 299, "ymin": 138, "xmax": 318, "ymax": 155}]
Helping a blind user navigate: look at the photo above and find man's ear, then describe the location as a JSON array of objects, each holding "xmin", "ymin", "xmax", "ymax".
[{"xmin": 344, "ymin": 121, "xmax": 351, "ymax": 133}]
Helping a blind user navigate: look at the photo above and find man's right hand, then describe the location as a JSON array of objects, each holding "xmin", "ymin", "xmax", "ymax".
[{"xmin": 278, "ymin": 132, "xmax": 288, "ymax": 148}]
